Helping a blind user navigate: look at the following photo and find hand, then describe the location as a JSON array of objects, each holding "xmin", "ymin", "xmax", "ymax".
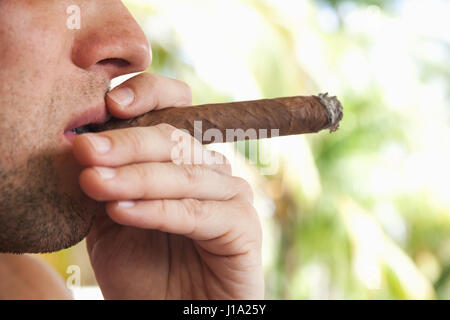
[{"xmin": 72, "ymin": 73, "xmax": 264, "ymax": 299}]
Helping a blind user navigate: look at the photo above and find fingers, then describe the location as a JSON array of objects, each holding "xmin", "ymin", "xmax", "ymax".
[
  {"xmin": 105, "ymin": 197, "xmax": 261, "ymax": 254},
  {"xmin": 106, "ymin": 73, "xmax": 193, "ymax": 118},
  {"xmin": 73, "ymin": 124, "xmax": 232, "ymax": 174},
  {"xmin": 73, "ymin": 124, "xmax": 185, "ymax": 166},
  {"xmin": 79, "ymin": 162, "xmax": 246, "ymax": 202}
]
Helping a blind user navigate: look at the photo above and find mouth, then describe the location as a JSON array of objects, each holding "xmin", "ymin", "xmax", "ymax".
[{"xmin": 63, "ymin": 103, "xmax": 111, "ymax": 143}]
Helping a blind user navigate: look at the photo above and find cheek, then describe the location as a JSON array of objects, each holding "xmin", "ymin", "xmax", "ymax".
[
  {"xmin": 0, "ymin": 2, "xmax": 72, "ymax": 93},
  {"xmin": 0, "ymin": 2, "xmax": 74, "ymax": 146},
  {"xmin": 0, "ymin": 2, "xmax": 86, "ymax": 195}
]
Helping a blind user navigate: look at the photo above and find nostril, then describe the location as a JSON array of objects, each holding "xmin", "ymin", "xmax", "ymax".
[
  {"xmin": 94, "ymin": 58, "xmax": 131, "ymax": 78},
  {"xmin": 97, "ymin": 58, "xmax": 130, "ymax": 68}
]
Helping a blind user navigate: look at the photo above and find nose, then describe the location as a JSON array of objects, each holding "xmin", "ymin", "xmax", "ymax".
[{"xmin": 71, "ymin": 1, "xmax": 151, "ymax": 79}]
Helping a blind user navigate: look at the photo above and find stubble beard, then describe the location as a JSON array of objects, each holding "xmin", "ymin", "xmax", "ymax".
[
  {"xmin": 0, "ymin": 151, "xmax": 104, "ymax": 254},
  {"xmin": 0, "ymin": 75, "xmax": 109, "ymax": 254}
]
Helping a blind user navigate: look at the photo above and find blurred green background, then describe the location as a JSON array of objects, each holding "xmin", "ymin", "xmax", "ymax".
[{"xmin": 40, "ymin": 0, "xmax": 450, "ymax": 299}]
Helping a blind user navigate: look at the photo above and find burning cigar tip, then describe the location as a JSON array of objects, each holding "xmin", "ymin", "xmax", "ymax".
[{"xmin": 316, "ymin": 93, "xmax": 344, "ymax": 133}]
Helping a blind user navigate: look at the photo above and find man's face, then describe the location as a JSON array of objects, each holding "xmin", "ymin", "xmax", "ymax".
[{"xmin": 0, "ymin": 0, "xmax": 150, "ymax": 253}]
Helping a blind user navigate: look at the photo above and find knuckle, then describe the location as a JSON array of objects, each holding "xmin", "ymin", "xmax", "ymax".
[
  {"xmin": 169, "ymin": 79, "xmax": 193, "ymax": 106},
  {"xmin": 133, "ymin": 163, "xmax": 150, "ymax": 179},
  {"xmin": 233, "ymin": 177, "xmax": 254, "ymax": 201},
  {"xmin": 216, "ymin": 161, "xmax": 232, "ymax": 176},
  {"xmin": 130, "ymin": 164, "xmax": 154, "ymax": 197},
  {"xmin": 154, "ymin": 123, "xmax": 177, "ymax": 140},
  {"xmin": 250, "ymin": 209, "xmax": 263, "ymax": 241},
  {"xmin": 216, "ymin": 153, "xmax": 232, "ymax": 174},
  {"xmin": 155, "ymin": 122, "xmax": 176, "ymax": 132},
  {"xmin": 224, "ymin": 163, "xmax": 233, "ymax": 174},
  {"xmin": 154, "ymin": 123, "xmax": 189, "ymax": 150},
  {"xmin": 209, "ymin": 150, "xmax": 227, "ymax": 164},
  {"xmin": 182, "ymin": 164, "xmax": 204, "ymax": 185},
  {"xmin": 238, "ymin": 200, "xmax": 257, "ymax": 219},
  {"xmin": 178, "ymin": 81, "xmax": 193, "ymax": 105},
  {"xmin": 199, "ymin": 148, "xmax": 234, "ymax": 175},
  {"xmin": 220, "ymin": 152, "xmax": 231, "ymax": 164},
  {"xmin": 181, "ymin": 198, "xmax": 202, "ymax": 217},
  {"xmin": 252, "ymin": 223, "xmax": 263, "ymax": 249},
  {"xmin": 155, "ymin": 200, "xmax": 171, "ymax": 230},
  {"xmin": 180, "ymin": 199, "xmax": 202, "ymax": 234},
  {"xmin": 120, "ymin": 128, "xmax": 147, "ymax": 155},
  {"xmin": 236, "ymin": 201, "xmax": 263, "ymax": 247}
]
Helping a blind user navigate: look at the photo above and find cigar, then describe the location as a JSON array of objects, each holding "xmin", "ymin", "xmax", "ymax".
[{"xmin": 89, "ymin": 93, "xmax": 343, "ymax": 144}]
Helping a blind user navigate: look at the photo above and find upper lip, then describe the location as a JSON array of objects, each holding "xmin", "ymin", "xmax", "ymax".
[{"xmin": 64, "ymin": 102, "xmax": 111, "ymax": 133}]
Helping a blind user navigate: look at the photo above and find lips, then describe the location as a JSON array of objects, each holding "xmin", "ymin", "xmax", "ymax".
[{"xmin": 63, "ymin": 103, "xmax": 111, "ymax": 143}]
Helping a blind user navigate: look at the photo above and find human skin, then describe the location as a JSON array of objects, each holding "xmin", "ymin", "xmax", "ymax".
[{"xmin": 0, "ymin": 0, "xmax": 263, "ymax": 299}]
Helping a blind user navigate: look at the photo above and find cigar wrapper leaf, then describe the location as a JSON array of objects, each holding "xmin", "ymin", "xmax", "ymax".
[{"xmin": 90, "ymin": 93, "xmax": 343, "ymax": 144}]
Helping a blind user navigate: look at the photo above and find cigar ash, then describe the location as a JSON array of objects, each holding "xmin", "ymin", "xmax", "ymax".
[{"xmin": 317, "ymin": 93, "xmax": 343, "ymax": 132}]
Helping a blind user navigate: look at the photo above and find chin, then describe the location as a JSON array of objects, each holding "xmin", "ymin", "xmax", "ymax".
[
  {"xmin": 0, "ymin": 135, "xmax": 104, "ymax": 254},
  {"xmin": 42, "ymin": 195, "xmax": 104, "ymax": 254},
  {"xmin": 0, "ymin": 189, "xmax": 104, "ymax": 254}
]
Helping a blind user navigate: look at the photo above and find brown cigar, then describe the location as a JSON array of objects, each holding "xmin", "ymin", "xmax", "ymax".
[{"xmin": 89, "ymin": 93, "xmax": 343, "ymax": 144}]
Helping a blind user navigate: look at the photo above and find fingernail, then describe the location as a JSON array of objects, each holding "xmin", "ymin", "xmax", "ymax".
[
  {"xmin": 107, "ymin": 87, "xmax": 135, "ymax": 107},
  {"xmin": 87, "ymin": 135, "xmax": 111, "ymax": 154},
  {"xmin": 94, "ymin": 166, "xmax": 116, "ymax": 180},
  {"xmin": 118, "ymin": 201, "xmax": 135, "ymax": 208}
]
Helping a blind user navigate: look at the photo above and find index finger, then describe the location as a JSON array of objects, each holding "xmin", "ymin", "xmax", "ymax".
[
  {"xmin": 72, "ymin": 123, "xmax": 194, "ymax": 166},
  {"xmin": 73, "ymin": 123, "xmax": 232, "ymax": 176}
]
